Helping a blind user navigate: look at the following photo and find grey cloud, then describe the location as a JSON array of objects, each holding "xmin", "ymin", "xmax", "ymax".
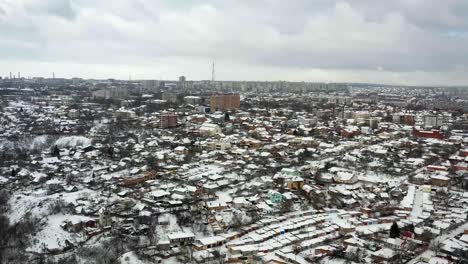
[
  {"xmin": 352, "ymin": 0, "xmax": 468, "ymax": 31},
  {"xmin": 0, "ymin": 0, "xmax": 468, "ymax": 85},
  {"xmin": 24, "ymin": 0, "xmax": 77, "ymax": 20}
]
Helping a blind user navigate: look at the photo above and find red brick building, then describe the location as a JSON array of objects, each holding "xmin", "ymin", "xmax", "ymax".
[
  {"xmin": 210, "ymin": 93, "xmax": 240, "ymax": 112},
  {"xmin": 160, "ymin": 112, "xmax": 178, "ymax": 128},
  {"xmin": 412, "ymin": 127, "xmax": 444, "ymax": 139}
]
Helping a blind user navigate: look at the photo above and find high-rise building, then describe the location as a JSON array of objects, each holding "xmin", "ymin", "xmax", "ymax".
[
  {"xmin": 210, "ymin": 93, "xmax": 240, "ymax": 112},
  {"xmin": 92, "ymin": 87, "xmax": 129, "ymax": 99},
  {"xmin": 160, "ymin": 112, "xmax": 178, "ymax": 128},
  {"xmin": 178, "ymin": 76, "xmax": 186, "ymax": 90},
  {"xmin": 423, "ymin": 115, "xmax": 444, "ymax": 128},
  {"xmin": 162, "ymin": 92, "xmax": 178, "ymax": 103},
  {"xmin": 141, "ymin": 80, "xmax": 159, "ymax": 92},
  {"xmin": 184, "ymin": 96, "xmax": 202, "ymax": 105},
  {"xmin": 393, "ymin": 113, "xmax": 415, "ymax": 126}
]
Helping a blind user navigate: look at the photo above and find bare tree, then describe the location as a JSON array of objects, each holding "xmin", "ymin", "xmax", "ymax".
[
  {"xmin": 430, "ymin": 239, "xmax": 442, "ymax": 256},
  {"xmin": 280, "ymin": 199, "xmax": 293, "ymax": 214},
  {"xmin": 148, "ymin": 216, "xmax": 158, "ymax": 246}
]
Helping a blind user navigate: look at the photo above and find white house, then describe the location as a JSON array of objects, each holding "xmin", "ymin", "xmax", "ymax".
[{"xmin": 200, "ymin": 123, "xmax": 222, "ymax": 137}]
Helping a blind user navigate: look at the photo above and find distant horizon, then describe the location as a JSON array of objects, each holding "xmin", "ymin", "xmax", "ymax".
[
  {"xmin": 3, "ymin": 74, "xmax": 468, "ymax": 89},
  {"xmin": 2, "ymin": 1, "xmax": 468, "ymax": 86}
]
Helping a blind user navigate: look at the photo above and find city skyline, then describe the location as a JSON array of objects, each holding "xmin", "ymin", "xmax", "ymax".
[{"xmin": 1, "ymin": 0, "xmax": 468, "ymax": 85}]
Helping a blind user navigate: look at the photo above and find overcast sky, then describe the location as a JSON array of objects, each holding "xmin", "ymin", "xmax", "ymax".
[{"xmin": 1, "ymin": 0, "xmax": 468, "ymax": 85}]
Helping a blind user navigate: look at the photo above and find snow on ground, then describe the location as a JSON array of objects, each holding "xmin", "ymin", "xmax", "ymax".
[
  {"xmin": 359, "ymin": 171, "xmax": 406, "ymax": 185},
  {"xmin": 31, "ymin": 135, "xmax": 51, "ymax": 150},
  {"xmin": 119, "ymin": 251, "xmax": 149, "ymax": 264},
  {"xmin": 408, "ymin": 221, "xmax": 468, "ymax": 264},
  {"xmin": 215, "ymin": 191, "xmax": 233, "ymax": 203},
  {"xmin": 156, "ymin": 213, "xmax": 182, "ymax": 242},
  {"xmin": 0, "ymin": 139, "xmax": 16, "ymax": 150},
  {"xmin": 8, "ymin": 191, "xmax": 51, "ymax": 224},
  {"xmin": 27, "ymin": 214, "xmax": 91, "ymax": 253},
  {"xmin": 217, "ymin": 211, "xmax": 234, "ymax": 226},
  {"xmin": 0, "ymin": 135, "xmax": 54, "ymax": 151},
  {"xmin": 355, "ymin": 223, "xmax": 393, "ymax": 235},
  {"xmin": 320, "ymin": 257, "xmax": 357, "ymax": 264},
  {"xmin": 8, "ymin": 188, "xmax": 99, "ymax": 224},
  {"xmin": 101, "ymin": 169, "xmax": 129, "ymax": 180},
  {"xmin": 55, "ymin": 136, "xmax": 92, "ymax": 147},
  {"xmin": 401, "ymin": 184, "xmax": 416, "ymax": 209},
  {"xmin": 163, "ymin": 257, "xmax": 180, "ymax": 264},
  {"xmin": 0, "ymin": 176, "xmax": 8, "ymax": 183},
  {"xmin": 51, "ymin": 189, "xmax": 99, "ymax": 204},
  {"xmin": 410, "ymin": 186, "xmax": 423, "ymax": 221},
  {"xmin": 31, "ymin": 171, "xmax": 47, "ymax": 182},
  {"xmin": 183, "ymin": 164, "xmax": 224, "ymax": 180},
  {"xmin": 7, "ymin": 100, "xmax": 30, "ymax": 108}
]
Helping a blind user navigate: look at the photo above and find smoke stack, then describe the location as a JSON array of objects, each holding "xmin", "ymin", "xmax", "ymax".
[
  {"xmin": 9, "ymin": 72, "xmax": 12, "ymax": 79},
  {"xmin": 18, "ymin": 72, "xmax": 20, "ymax": 79}
]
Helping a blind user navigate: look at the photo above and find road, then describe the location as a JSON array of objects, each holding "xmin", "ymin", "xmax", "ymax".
[{"xmin": 409, "ymin": 186, "xmax": 423, "ymax": 221}]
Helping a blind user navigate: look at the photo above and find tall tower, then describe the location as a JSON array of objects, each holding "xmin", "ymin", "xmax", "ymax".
[
  {"xmin": 178, "ymin": 76, "xmax": 186, "ymax": 90},
  {"xmin": 211, "ymin": 62, "xmax": 215, "ymax": 82}
]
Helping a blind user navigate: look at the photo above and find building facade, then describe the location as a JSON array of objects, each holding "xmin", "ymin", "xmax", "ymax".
[
  {"xmin": 162, "ymin": 92, "xmax": 178, "ymax": 103},
  {"xmin": 160, "ymin": 112, "xmax": 178, "ymax": 128},
  {"xmin": 210, "ymin": 93, "xmax": 240, "ymax": 112},
  {"xmin": 423, "ymin": 115, "xmax": 444, "ymax": 128}
]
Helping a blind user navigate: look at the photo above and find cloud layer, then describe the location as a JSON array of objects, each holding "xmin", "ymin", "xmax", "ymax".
[{"xmin": 1, "ymin": 0, "xmax": 468, "ymax": 85}]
